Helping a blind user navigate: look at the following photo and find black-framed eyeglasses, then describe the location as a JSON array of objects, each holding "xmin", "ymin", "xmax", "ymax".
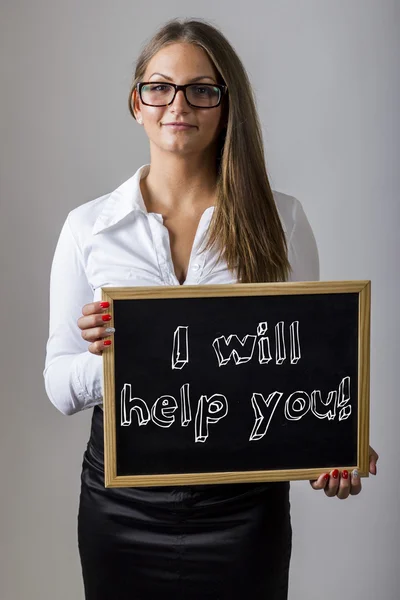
[{"xmin": 137, "ymin": 82, "xmax": 227, "ymax": 108}]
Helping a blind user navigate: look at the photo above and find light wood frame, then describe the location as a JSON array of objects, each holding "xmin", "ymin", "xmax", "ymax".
[{"xmin": 102, "ymin": 280, "xmax": 371, "ymax": 488}]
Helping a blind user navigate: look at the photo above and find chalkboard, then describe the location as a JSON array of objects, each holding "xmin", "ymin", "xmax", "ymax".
[{"xmin": 102, "ymin": 281, "xmax": 370, "ymax": 488}]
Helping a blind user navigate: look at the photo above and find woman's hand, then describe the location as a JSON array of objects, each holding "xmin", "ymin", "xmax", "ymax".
[
  {"xmin": 77, "ymin": 301, "xmax": 115, "ymax": 355},
  {"xmin": 309, "ymin": 446, "xmax": 379, "ymax": 499}
]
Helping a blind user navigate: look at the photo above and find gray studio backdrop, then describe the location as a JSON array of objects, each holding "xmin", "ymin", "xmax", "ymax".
[{"xmin": 1, "ymin": 1, "xmax": 399, "ymax": 599}]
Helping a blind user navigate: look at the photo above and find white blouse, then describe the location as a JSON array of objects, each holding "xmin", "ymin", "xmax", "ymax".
[{"xmin": 43, "ymin": 164, "xmax": 320, "ymax": 416}]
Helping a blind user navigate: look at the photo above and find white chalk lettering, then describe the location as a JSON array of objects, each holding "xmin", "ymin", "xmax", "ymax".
[
  {"xmin": 284, "ymin": 391, "xmax": 311, "ymax": 421},
  {"xmin": 195, "ymin": 394, "xmax": 228, "ymax": 443},
  {"xmin": 212, "ymin": 321, "xmax": 301, "ymax": 367},
  {"xmin": 275, "ymin": 321, "xmax": 286, "ymax": 365},
  {"xmin": 339, "ymin": 405, "xmax": 352, "ymax": 421},
  {"xmin": 172, "ymin": 326, "xmax": 189, "ymax": 370},
  {"xmin": 180, "ymin": 383, "xmax": 192, "ymax": 426},
  {"xmin": 119, "ymin": 373, "xmax": 352, "ymax": 442},
  {"xmin": 151, "ymin": 395, "xmax": 178, "ymax": 428},
  {"xmin": 121, "ymin": 383, "xmax": 151, "ymax": 426},
  {"xmin": 338, "ymin": 376, "xmax": 352, "ymax": 420},
  {"xmin": 257, "ymin": 322, "xmax": 272, "ymax": 364},
  {"xmin": 311, "ymin": 390, "xmax": 337, "ymax": 420},
  {"xmin": 338, "ymin": 376, "xmax": 351, "ymax": 407},
  {"xmin": 290, "ymin": 321, "xmax": 301, "ymax": 364},
  {"xmin": 212, "ymin": 334, "xmax": 257, "ymax": 366},
  {"xmin": 249, "ymin": 391, "xmax": 283, "ymax": 441}
]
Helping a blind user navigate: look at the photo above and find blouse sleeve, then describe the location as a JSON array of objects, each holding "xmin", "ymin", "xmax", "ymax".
[
  {"xmin": 43, "ymin": 215, "xmax": 103, "ymax": 415},
  {"xmin": 287, "ymin": 198, "xmax": 320, "ymax": 282}
]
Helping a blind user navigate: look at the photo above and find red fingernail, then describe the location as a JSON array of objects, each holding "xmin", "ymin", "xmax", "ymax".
[
  {"xmin": 323, "ymin": 474, "xmax": 330, "ymax": 481},
  {"xmin": 103, "ymin": 340, "xmax": 112, "ymax": 346},
  {"xmin": 102, "ymin": 314, "xmax": 112, "ymax": 321},
  {"xmin": 332, "ymin": 469, "xmax": 339, "ymax": 479},
  {"xmin": 100, "ymin": 301, "xmax": 110, "ymax": 308},
  {"xmin": 342, "ymin": 470, "xmax": 349, "ymax": 479}
]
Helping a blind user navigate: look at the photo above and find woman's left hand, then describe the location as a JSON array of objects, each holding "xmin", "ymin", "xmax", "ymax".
[{"xmin": 309, "ymin": 446, "xmax": 379, "ymax": 499}]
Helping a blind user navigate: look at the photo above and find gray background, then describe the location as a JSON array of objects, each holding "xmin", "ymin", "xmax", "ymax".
[{"xmin": 1, "ymin": 1, "xmax": 399, "ymax": 598}]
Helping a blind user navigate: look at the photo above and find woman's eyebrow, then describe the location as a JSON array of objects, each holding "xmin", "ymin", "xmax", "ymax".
[{"xmin": 148, "ymin": 72, "xmax": 216, "ymax": 83}]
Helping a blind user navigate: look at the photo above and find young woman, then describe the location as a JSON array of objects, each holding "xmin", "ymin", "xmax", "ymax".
[{"xmin": 44, "ymin": 18, "xmax": 378, "ymax": 600}]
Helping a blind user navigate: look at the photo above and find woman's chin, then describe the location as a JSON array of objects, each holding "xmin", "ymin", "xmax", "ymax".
[{"xmin": 157, "ymin": 141, "xmax": 199, "ymax": 155}]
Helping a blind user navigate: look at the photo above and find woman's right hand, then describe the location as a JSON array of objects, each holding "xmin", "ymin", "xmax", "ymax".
[{"xmin": 77, "ymin": 301, "xmax": 115, "ymax": 355}]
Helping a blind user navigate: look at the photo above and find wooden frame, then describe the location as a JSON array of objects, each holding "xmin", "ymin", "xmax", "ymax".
[{"xmin": 102, "ymin": 280, "xmax": 370, "ymax": 488}]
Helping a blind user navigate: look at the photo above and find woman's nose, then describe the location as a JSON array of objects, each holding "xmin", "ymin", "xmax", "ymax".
[{"xmin": 170, "ymin": 89, "xmax": 190, "ymax": 110}]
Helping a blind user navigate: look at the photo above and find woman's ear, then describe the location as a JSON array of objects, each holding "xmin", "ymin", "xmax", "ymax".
[{"xmin": 132, "ymin": 89, "xmax": 142, "ymax": 122}]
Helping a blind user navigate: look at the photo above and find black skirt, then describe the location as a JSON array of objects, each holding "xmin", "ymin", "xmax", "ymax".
[{"xmin": 78, "ymin": 406, "xmax": 292, "ymax": 600}]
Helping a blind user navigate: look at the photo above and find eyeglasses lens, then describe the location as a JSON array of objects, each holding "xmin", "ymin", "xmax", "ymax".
[{"xmin": 141, "ymin": 84, "xmax": 221, "ymax": 107}]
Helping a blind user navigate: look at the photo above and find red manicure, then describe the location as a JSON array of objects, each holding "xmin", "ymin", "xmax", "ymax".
[
  {"xmin": 100, "ymin": 301, "xmax": 110, "ymax": 308},
  {"xmin": 323, "ymin": 474, "xmax": 330, "ymax": 481},
  {"xmin": 342, "ymin": 470, "xmax": 349, "ymax": 479},
  {"xmin": 102, "ymin": 314, "xmax": 112, "ymax": 322},
  {"xmin": 103, "ymin": 340, "xmax": 112, "ymax": 346},
  {"xmin": 332, "ymin": 469, "xmax": 339, "ymax": 479}
]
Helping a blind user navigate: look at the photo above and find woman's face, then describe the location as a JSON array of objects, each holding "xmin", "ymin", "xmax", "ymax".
[{"xmin": 133, "ymin": 42, "xmax": 225, "ymax": 157}]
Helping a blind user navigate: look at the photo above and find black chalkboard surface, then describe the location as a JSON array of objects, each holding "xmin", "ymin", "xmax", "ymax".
[{"xmin": 102, "ymin": 281, "xmax": 370, "ymax": 488}]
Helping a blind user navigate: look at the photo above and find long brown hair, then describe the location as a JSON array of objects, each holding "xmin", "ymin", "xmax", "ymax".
[{"xmin": 128, "ymin": 18, "xmax": 291, "ymax": 283}]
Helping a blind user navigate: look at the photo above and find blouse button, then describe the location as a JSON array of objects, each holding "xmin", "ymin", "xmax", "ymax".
[{"xmin": 192, "ymin": 263, "xmax": 200, "ymax": 271}]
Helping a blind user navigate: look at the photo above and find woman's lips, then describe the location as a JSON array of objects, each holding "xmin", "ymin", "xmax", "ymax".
[{"xmin": 162, "ymin": 123, "xmax": 196, "ymax": 130}]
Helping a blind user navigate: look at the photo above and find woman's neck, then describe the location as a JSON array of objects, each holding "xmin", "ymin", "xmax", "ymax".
[{"xmin": 140, "ymin": 150, "xmax": 218, "ymax": 215}]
